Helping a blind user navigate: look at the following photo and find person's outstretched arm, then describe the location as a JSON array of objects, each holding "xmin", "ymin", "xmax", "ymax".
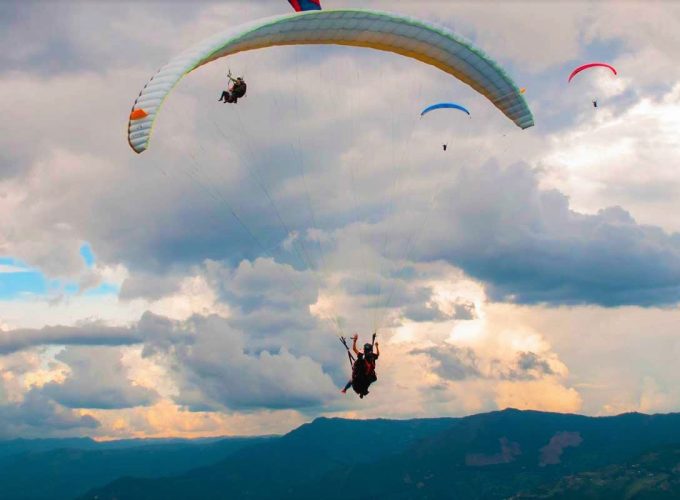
[
  {"xmin": 352, "ymin": 334, "xmax": 360, "ymax": 355},
  {"xmin": 375, "ymin": 342, "xmax": 380, "ymax": 358}
]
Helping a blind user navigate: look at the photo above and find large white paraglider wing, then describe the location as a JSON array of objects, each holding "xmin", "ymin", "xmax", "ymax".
[{"xmin": 128, "ymin": 9, "xmax": 534, "ymax": 154}]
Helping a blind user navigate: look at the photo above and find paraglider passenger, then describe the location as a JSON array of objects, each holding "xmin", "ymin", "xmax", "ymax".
[
  {"xmin": 341, "ymin": 351, "xmax": 363, "ymax": 394},
  {"xmin": 592, "ymin": 99, "xmax": 598, "ymax": 108},
  {"xmin": 219, "ymin": 73, "xmax": 247, "ymax": 103},
  {"xmin": 443, "ymin": 144, "xmax": 447, "ymax": 151}
]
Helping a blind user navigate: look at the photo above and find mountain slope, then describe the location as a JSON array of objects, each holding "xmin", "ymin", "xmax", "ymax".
[
  {"xmin": 513, "ymin": 445, "xmax": 680, "ymax": 499},
  {"xmin": 85, "ymin": 410, "xmax": 680, "ymax": 500},
  {"xmin": 0, "ymin": 436, "xmax": 270, "ymax": 500}
]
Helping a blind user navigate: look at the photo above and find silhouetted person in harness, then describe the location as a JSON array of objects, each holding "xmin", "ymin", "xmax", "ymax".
[
  {"xmin": 219, "ymin": 72, "xmax": 247, "ymax": 103},
  {"xmin": 341, "ymin": 334, "xmax": 380, "ymax": 398}
]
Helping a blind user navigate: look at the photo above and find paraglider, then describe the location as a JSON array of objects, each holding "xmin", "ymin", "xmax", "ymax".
[
  {"xmin": 420, "ymin": 103, "xmax": 470, "ymax": 152},
  {"xmin": 568, "ymin": 63, "xmax": 616, "ymax": 109},
  {"xmin": 127, "ymin": 9, "xmax": 533, "ymax": 153}
]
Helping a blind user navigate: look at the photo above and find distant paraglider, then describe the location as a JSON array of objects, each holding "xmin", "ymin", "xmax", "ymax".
[
  {"xmin": 420, "ymin": 102, "xmax": 470, "ymax": 152},
  {"xmin": 569, "ymin": 63, "xmax": 617, "ymax": 109}
]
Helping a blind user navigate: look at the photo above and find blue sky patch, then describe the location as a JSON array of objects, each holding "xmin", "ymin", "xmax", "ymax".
[
  {"xmin": 0, "ymin": 255, "xmax": 118, "ymax": 300},
  {"xmin": 80, "ymin": 243, "xmax": 95, "ymax": 267}
]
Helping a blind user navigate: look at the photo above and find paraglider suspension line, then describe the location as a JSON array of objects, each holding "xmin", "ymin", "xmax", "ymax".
[{"xmin": 339, "ymin": 336, "xmax": 356, "ymax": 368}]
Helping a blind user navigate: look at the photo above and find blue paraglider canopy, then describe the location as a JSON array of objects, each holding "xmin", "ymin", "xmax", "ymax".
[{"xmin": 420, "ymin": 103, "xmax": 471, "ymax": 117}]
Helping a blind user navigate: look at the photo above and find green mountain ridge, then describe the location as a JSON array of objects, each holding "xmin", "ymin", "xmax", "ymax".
[{"xmin": 83, "ymin": 409, "xmax": 680, "ymax": 500}]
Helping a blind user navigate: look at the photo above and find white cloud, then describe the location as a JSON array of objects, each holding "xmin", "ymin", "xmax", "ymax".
[
  {"xmin": 543, "ymin": 83, "xmax": 680, "ymax": 231},
  {"xmin": 0, "ymin": 264, "xmax": 29, "ymax": 273}
]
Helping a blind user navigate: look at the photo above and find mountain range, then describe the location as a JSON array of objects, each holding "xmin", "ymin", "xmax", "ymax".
[{"xmin": 2, "ymin": 409, "xmax": 679, "ymax": 499}]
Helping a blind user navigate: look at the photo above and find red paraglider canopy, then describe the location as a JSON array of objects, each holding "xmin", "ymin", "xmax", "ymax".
[{"xmin": 568, "ymin": 63, "xmax": 617, "ymax": 83}]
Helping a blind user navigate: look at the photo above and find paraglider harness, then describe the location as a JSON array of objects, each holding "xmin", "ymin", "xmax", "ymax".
[{"xmin": 339, "ymin": 333, "xmax": 377, "ymax": 397}]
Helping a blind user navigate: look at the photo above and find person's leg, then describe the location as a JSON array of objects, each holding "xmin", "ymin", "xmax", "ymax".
[
  {"xmin": 341, "ymin": 380, "xmax": 352, "ymax": 393},
  {"xmin": 219, "ymin": 91, "xmax": 229, "ymax": 102}
]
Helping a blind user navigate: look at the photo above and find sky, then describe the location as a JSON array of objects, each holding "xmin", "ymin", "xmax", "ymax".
[{"xmin": 1, "ymin": 0, "xmax": 680, "ymax": 439}]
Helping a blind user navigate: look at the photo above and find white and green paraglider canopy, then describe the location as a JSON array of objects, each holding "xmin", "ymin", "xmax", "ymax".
[{"xmin": 128, "ymin": 9, "xmax": 534, "ymax": 153}]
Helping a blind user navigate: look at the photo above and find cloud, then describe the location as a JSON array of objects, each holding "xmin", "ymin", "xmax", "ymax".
[
  {"xmin": 119, "ymin": 271, "xmax": 184, "ymax": 301},
  {"xmin": 408, "ymin": 161, "xmax": 680, "ymax": 307},
  {"xmin": 401, "ymin": 302, "xmax": 451, "ymax": 323},
  {"xmin": 0, "ymin": 264, "xmax": 29, "ymax": 273},
  {"xmin": 544, "ymin": 84, "xmax": 680, "ymax": 232},
  {"xmin": 0, "ymin": 389, "xmax": 99, "ymax": 439},
  {"xmin": 414, "ymin": 345, "xmax": 556, "ymax": 383},
  {"xmin": 413, "ymin": 345, "xmax": 482, "ymax": 381},
  {"xmin": 141, "ymin": 313, "xmax": 339, "ymax": 411},
  {"xmin": 504, "ymin": 352, "xmax": 555, "ymax": 381},
  {"xmin": 495, "ymin": 380, "xmax": 583, "ymax": 413},
  {"xmin": 0, "ymin": 322, "xmax": 141, "ymax": 355},
  {"xmin": 41, "ymin": 347, "xmax": 158, "ymax": 409},
  {"xmin": 0, "ymin": 303, "xmax": 340, "ymax": 415}
]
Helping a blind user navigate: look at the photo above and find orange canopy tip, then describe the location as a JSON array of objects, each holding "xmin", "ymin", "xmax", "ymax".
[
  {"xmin": 130, "ymin": 108, "xmax": 148, "ymax": 120},
  {"xmin": 520, "ymin": 87, "xmax": 526, "ymax": 94}
]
